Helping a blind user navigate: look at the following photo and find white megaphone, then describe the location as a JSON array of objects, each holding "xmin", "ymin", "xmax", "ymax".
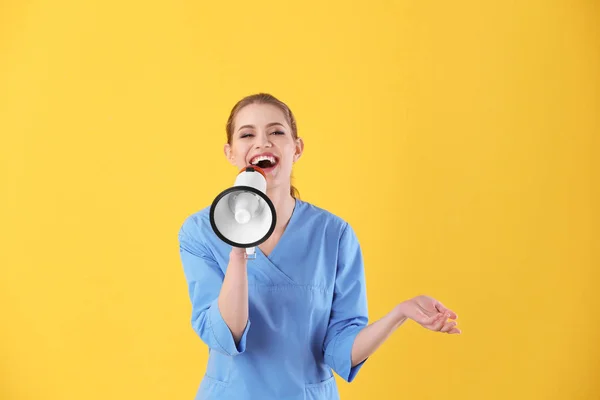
[{"xmin": 209, "ymin": 166, "xmax": 276, "ymax": 259}]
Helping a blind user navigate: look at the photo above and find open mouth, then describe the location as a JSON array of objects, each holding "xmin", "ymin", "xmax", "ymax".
[{"xmin": 249, "ymin": 154, "xmax": 279, "ymax": 170}]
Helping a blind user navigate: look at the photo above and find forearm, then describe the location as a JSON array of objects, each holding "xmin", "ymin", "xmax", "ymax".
[
  {"xmin": 217, "ymin": 250, "xmax": 249, "ymax": 343},
  {"xmin": 351, "ymin": 304, "xmax": 407, "ymax": 366}
]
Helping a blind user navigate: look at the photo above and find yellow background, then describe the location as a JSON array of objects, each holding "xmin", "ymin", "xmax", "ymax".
[{"xmin": 1, "ymin": 1, "xmax": 598, "ymax": 399}]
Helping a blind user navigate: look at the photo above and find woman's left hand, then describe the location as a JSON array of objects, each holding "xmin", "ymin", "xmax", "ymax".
[{"xmin": 396, "ymin": 295, "xmax": 461, "ymax": 334}]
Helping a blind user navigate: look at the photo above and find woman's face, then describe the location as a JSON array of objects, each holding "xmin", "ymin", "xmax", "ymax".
[{"xmin": 224, "ymin": 102, "xmax": 303, "ymax": 191}]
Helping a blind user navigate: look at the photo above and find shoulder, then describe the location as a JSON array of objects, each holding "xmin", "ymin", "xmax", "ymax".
[
  {"xmin": 296, "ymin": 199, "xmax": 354, "ymax": 239},
  {"xmin": 298, "ymin": 200, "xmax": 363, "ymax": 269},
  {"xmin": 297, "ymin": 199, "xmax": 346, "ymax": 224},
  {"xmin": 178, "ymin": 205, "xmax": 213, "ymax": 244},
  {"xmin": 178, "ymin": 204, "xmax": 231, "ymax": 263}
]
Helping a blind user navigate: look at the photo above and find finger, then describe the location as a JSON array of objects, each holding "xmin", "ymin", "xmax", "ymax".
[
  {"xmin": 440, "ymin": 321, "xmax": 457, "ymax": 333},
  {"xmin": 435, "ymin": 303, "xmax": 457, "ymax": 319},
  {"xmin": 431, "ymin": 311, "xmax": 456, "ymax": 331},
  {"xmin": 447, "ymin": 327, "xmax": 462, "ymax": 334},
  {"xmin": 428, "ymin": 313, "xmax": 447, "ymax": 331},
  {"xmin": 414, "ymin": 311, "xmax": 438, "ymax": 327},
  {"xmin": 435, "ymin": 302, "xmax": 458, "ymax": 320},
  {"xmin": 229, "ymin": 248, "xmax": 249, "ymax": 263},
  {"xmin": 415, "ymin": 311, "xmax": 438, "ymax": 326}
]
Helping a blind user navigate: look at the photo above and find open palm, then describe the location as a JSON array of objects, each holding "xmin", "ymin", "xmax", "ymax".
[{"xmin": 401, "ymin": 295, "xmax": 461, "ymax": 334}]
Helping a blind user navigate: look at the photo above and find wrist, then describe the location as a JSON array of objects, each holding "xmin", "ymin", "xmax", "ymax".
[{"xmin": 392, "ymin": 301, "xmax": 410, "ymax": 325}]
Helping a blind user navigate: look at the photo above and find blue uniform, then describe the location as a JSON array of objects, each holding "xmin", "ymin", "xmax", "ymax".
[{"xmin": 178, "ymin": 198, "xmax": 369, "ymax": 400}]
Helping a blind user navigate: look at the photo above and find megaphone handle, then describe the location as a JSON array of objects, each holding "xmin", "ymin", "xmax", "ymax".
[{"xmin": 245, "ymin": 247, "xmax": 257, "ymax": 260}]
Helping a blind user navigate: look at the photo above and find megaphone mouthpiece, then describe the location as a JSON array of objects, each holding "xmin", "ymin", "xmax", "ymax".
[
  {"xmin": 232, "ymin": 192, "xmax": 259, "ymax": 224},
  {"xmin": 241, "ymin": 165, "xmax": 267, "ymax": 178},
  {"xmin": 235, "ymin": 209, "xmax": 251, "ymax": 224}
]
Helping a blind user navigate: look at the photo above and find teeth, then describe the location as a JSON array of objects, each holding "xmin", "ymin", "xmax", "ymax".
[{"xmin": 251, "ymin": 155, "xmax": 276, "ymax": 165}]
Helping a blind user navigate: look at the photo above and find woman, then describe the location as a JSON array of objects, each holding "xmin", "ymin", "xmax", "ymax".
[{"xmin": 178, "ymin": 93, "xmax": 461, "ymax": 400}]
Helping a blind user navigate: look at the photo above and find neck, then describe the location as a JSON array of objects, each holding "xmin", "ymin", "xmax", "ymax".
[{"xmin": 266, "ymin": 186, "xmax": 295, "ymax": 229}]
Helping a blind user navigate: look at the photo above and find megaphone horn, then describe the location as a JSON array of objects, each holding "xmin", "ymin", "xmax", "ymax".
[{"xmin": 209, "ymin": 166, "xmax": 277, "ymax": 259}]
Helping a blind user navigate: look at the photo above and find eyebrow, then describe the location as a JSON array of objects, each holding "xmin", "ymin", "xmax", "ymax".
[{"xmin": 237, "ymin": 122, "xmax": 285, "ymax": 132}]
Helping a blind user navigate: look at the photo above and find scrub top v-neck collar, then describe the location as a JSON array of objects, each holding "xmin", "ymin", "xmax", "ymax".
[{"xmin": 253, "ymin": 198, "xmax": 301, "ymax": 285}]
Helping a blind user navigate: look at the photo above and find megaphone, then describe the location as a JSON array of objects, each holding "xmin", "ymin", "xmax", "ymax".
[{"xmin": 209, "ymin": 166, "xmax": 276, "ymax": 259}]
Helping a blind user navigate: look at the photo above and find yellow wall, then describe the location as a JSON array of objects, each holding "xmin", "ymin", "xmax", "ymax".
[{"xmin": 1, "ymin": 1, "xmax": 598, "ymax": 399}]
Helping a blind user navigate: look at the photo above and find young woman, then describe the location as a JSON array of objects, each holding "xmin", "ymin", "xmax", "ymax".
[{"xmin": 178, "ymin": 93, "xmax": 461, "ymax": 400}]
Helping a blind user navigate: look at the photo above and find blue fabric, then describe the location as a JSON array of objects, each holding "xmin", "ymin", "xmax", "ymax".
[{"xmin": 178, "ymin": 199, "xmax": 369, "ymax": 400}]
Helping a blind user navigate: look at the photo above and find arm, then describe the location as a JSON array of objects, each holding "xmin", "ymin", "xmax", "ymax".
[
  {"xmin": 351, "ymin": 297, "xmax": 461, "ymax": 366},
  {"xmin": 350, "ymin": 306, "xmax": 407, "ymax": 366},
  {"xmin": 179, "ymin": 223, "xmax": 251, "ymax": 356},
  {"xmin": 323, "ymin": 223, "xmax": 369, "ymax": 382},
  {"xmin": 323, "ymin": 222, "xmax": 462, "ymax": 373},
  {"xmin": 218, "ymin": 248, "xmax": 249, "ymax": 343}
]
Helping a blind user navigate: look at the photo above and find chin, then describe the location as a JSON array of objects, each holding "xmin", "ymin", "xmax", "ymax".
[{"xmin": 265, "ymin": 172, "xmax": 284, "ymax": 186}]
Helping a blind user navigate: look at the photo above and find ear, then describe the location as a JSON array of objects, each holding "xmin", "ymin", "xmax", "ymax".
[
  {"xmin": 224, "ymin": 143, "xmax": 236, "ymax": 166},
  {"xmin": 293, "ymin": 137, "xmax": 304, "ymax": 163}
]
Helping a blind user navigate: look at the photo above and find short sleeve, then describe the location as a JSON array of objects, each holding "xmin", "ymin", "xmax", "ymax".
[
  {"xmin": 323, "ymin": 222, "xmax": 369, "ymax": 382},
  {"xmin": 178, "ymin": 221, "xmax": 250, "ymax": 356}
]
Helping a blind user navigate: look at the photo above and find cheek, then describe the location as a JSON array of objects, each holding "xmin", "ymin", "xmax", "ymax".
[
  {"xmin": 278, "ymin": 142, "xmax": 296, "ymax": 161},
  {"xmin": 231, "ymin": 143, "xmax": 250, "ymax": 161}
]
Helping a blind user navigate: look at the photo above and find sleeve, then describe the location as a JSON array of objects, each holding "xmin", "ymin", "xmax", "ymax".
[
  {"xmin": 323, "ymin": 222, "xmax": 369, "ymax": 382},
  {"xmin": 178, "ymin": 222, "xmax": 251, "ymax": 356}
]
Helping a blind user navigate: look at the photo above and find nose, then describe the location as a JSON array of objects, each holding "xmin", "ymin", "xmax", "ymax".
[{"xmin": 254, "ymin": 132, "xmax": 272, "ymax": 148}]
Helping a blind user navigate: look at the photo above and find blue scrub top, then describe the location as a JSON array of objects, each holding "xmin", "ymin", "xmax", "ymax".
[{"xmin": 178, "ymin": 198, "xmax": 369, "ymax": 400}]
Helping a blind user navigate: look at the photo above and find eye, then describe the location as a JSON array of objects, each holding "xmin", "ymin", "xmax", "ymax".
[
  {"xmin": 271, "ymin": 130, "xmax": 285, "ymax": 135},
  {"xmin": 240, "ymin": 133, "xmax": 254, "ymax": 138}
]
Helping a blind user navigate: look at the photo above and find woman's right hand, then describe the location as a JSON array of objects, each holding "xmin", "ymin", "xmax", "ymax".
[{"xmin": 230, "ymin": 247, "xmax": 247, "ymax": 261}]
